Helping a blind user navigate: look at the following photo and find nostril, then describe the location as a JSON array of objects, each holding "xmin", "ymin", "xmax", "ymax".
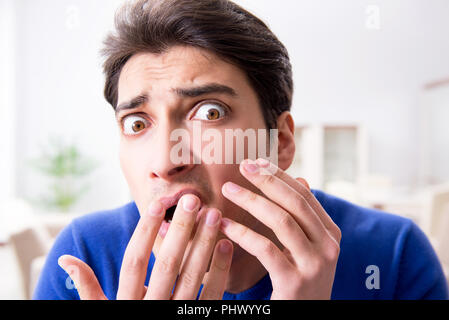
[
  {"xmin": 167, "ymin": 165, "xmax": 188, "ymax": 176},
  {"xmin": 150, "ymin": 165, "xmax": 189, "ymax": 179}
]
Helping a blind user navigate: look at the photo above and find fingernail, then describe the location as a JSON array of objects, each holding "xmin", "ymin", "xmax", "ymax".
[
  {"xmin": 58, "ymin": 256, "xmax": 73, "ymax": 274},
  {"xmin": 57, "ymin": 256, "xmax": 66, "ymax": 268},
  {"xmin": 205, "ymin": 209, "xmax": 220, "ymax": 226},
  {"xmin": 224, "ymin": 182, "xmax": 241, "ymax": 193},
  {"xmin": 148, "ymin": 201, "xmax": 164, "ymax": 216},
  {"xmin": 182, "ymin": 195, "xmax": 199, "ymax": 212},
  {"xmin": 219, "ymin": 240, "xmax": 232, "ymax": 254},
  {"xmin": 256, "ymin": 158, "xmax": 270, "ymax": 167},
  {"xmin": 243, "ymin": 162, "xmax": 259, "ymax": 174}
]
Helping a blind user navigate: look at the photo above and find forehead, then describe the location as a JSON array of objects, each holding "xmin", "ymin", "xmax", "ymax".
[{"xmin": 117, "ymin": 45, "xmax": 250, "ymax": 104}]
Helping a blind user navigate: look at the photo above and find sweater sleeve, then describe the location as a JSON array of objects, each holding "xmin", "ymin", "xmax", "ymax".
[
  {"xmin": 32, "ymin": 222, "xmax": 81, "ymax": 300},
  {"xmin": 394, "ymin": 221, "xmax": 448, "ymax": 299}
]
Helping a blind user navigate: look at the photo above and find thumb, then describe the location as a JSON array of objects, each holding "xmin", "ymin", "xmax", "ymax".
[{"xmin": 58, "ymin": 255, "xmax": 107, "ymax": 300}]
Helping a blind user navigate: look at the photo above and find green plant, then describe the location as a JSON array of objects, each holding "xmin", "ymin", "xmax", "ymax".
[{"xmin": 30, "ymin": 137, "xmax": 97, "ymax": 212}]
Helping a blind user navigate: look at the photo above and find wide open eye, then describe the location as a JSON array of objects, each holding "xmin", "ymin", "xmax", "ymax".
[
  {"xmin": 192, "ymin": 102, "xmax": 227, "ymax": 121},
  {"xmin": 122, "ymin": 115, "xmax": 149, "ymax": 135}
]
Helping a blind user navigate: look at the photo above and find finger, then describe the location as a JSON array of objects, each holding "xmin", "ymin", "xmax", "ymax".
[
  {"xmin": 219, "ymin": 218, "xmax": 295, "ymax": 283},
  {"xmin": 117, "ymin": 200, "xmax": 165, "ymax": 300},
  {"xmin": 145, "ymin": 194, "xmax": 201, "ymax": 300},
  {"xmin": 238, "ymin": 159, "xmax": 327, "ymax": 243},
  {"xmin": 58, "ymin": 255, "xmax": 107, "ymax": 300},
  {"xmin": 256, "ymin": 158, "xmax": 341, "ymax": 242},
  {"xmin": 222, "ymin": 181, "xmax": 311, "ymax": 256},
  {"xmin": 199, "ymin": 239, "xmax": 233, "ymax": 300},
  {"xmin": 172, "ymin": 208, "xmax": 222, "ymax": 300},
  {"xmin": 295, "ymin": 177, "xmax": 310, "ymax": 190}
]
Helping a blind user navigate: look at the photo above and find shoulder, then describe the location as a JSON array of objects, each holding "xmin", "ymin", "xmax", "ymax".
[
  {"xmin": 311, "ymin": 189, "xmax": 448, "ymax": 299},
  {"xmin": 69, "ymin": 202, "xmax": 140, "ymax": 245},
  {"xmin": 311, "ymin": 188, "xmax": 415, "ymax": 269},
  {"xmin": 66, "ymin": 201, "xmax": 140, "ymax": 271},
  {"xmin": 311, "ymin": 188, "xmax": 413, "ymax": 241}
]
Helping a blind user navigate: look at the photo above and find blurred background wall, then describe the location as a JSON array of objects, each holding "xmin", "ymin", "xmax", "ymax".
[{"xmin": 1, "ymin": 0, "xmax": 130, "ymax": 217}]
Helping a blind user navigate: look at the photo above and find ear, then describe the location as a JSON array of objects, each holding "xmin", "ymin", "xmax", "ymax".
[{"xmin": 276, "ymin": 111, "xmax": 296, "ymax": 171}]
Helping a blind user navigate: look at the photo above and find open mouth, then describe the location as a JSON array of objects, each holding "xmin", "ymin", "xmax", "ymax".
[
  {"xmin": 159, "ymin": 199, "xmax": 205, "ymax": 239},
  {"xmin": 164, "ymin": 204, "xmax": 177, "ymax": 223},
  {"xmin": 163, "ymin": 203, "xmax": 205, "ymax": 223},
  {"xmin": 159, "ymin": 188, "xmax": 204, "ymax": 224}
]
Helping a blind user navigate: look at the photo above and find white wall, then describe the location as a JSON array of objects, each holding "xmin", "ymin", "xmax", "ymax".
[
  {"xmin": 0, "ymin": 0, "xmax": 18, "ymax": 241},
  {"xmin": 4, "ymin": 0, "xmax": 449, "ymax": 215},
  {"xmin": 12, "ymin": 0, "xmax": 130, "ymax": 213},
  {"xmin": 0, "ymin": 0, "xmax": 17, "ymax": 202},
  {"xmin": 235, "ymin": 0, "xmax": 449, "ymax": 188}
]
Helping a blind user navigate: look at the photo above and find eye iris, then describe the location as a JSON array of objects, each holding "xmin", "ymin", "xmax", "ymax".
[
  {"xmin": 207, "ymin": 108, "xmax": 220, "ymax": 120},
  {"xmin": 132, "ymin": 120, "xmax": 145, "ymax": 132}
]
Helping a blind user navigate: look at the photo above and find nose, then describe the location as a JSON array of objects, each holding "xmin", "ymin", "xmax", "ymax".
[
  {"xmin": 150, "ymin": 163, "xmax": 192, "ymax": 180},
  {"xmin": 149, "ymin": 123, "xmax": 196, "ymax": 181}
]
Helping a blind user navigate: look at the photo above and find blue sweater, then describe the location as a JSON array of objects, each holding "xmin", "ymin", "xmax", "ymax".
[{"xmin": 33, "ymin": 189, "xmax": 449, "ymax": 300}]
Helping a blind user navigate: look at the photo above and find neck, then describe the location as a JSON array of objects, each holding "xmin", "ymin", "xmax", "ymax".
[
  {"xmin": 223, "ymin": 224, "xmax": 280, "ymax": 294},
  {"xmin": 224, "ymin": 248, "xmax": 268, "ymax": 294}
]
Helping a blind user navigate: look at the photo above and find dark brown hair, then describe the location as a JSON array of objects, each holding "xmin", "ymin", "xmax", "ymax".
[{"xmin": 101, "ymin": 0, "xmax": 293, "ymax": 129}]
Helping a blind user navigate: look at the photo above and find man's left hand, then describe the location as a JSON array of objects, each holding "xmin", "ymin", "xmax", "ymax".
[{"xmin": 220, "ymin": 158, "xmax": 341, "ymax": 300}]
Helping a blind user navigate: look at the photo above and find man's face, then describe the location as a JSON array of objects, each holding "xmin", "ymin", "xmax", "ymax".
[{"xmin": 116, "ymin": 45, "xmax": 269, "ymax": 256}]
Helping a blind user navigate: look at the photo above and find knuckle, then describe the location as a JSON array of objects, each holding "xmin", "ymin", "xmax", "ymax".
[
  {"xmin": 301, "ymin": 191, "xmax": 315, "ymax": 205},
  {"xmin": 236, "ymin": 224, "xmax": 250, "ymax": 241},
  {"xmin": 259, "ymin": 239, "xmax": 277, "ymax": 257},
  {"xmin": 334, "ymin": 225, "xmax": 342, "ymax": 243},
  {"xmin": 180, "ymin": 270, "xmax": 202, "ymax": 289},
  {"xmin": 245, "ymin": 191, "xmax": 258, "ymax": 203},
  {"xmin": 261, "ymin": 173, "xmax": 276, "ymax": 186},
  {"xmin": 213, "ymin": 258, "xmax": 229, "ymax": 272},
  {"xmin": 138, "ymin": 213, "xmax": 155, "ymax": 230},
  {"xmin": 276, "ymin": 211, "xmax": 293, "ymax": 231},
  {"xmin": 122, "ymin": 256, "xmax": 147, "ymax": 274},
  {"xmin": 324, "ymin": 240, "xmax": 340, "ymax": 262},
  {"xmin": 173, "ymin": 219, "xmax": 191, "ymax": 231},
  {"xmin": 156, "ymin": 256, "xmax": 179, "ymax": 275},
  {"xmin": 293, "ymin": 196, "xmax": 309, "ymax": 212},
  {"xmin": 198, "ymin": 234, "xmax": 215, "ymax": 249}
]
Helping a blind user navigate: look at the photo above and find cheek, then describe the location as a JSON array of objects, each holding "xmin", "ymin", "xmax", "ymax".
[
  {"xmin": 119, "ymin": 142, "xmax": 148, "ymax": 192},
  {"xmin": 119, "ymin": 142, "xmax": 132, "ymax": 180}
]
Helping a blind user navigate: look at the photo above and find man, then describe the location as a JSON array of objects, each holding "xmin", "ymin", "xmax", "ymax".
[{"xmin": 33, "ymin": 0, "xmax": 448, "ymax": 300}]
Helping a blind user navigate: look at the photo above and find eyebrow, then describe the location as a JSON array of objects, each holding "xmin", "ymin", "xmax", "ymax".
[
  {"xmin": 172, "ymin": 83, "xmax": 237, "ymax": 98},
  {"xmin": 115, "ymin": 83, "xmax": 237, "ymax": 114},
  {"xmin": 115, "ymin": 94, "xmax": 148, "ymax": 114}
]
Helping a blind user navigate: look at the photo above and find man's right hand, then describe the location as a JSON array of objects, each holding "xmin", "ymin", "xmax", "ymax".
[{"xmin": 58, "ymin": 194, "xmax": 233, "ymax": 300}]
